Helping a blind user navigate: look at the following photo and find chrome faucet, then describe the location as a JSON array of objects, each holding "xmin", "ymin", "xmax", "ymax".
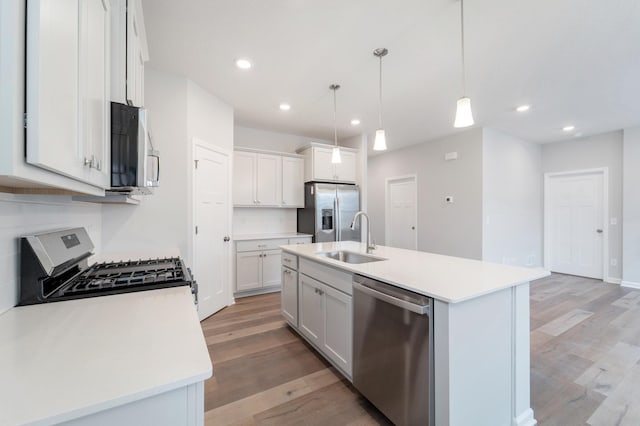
[{"xmin": 350, "ymin": 211, "xmax": 376, "ymax": 253}]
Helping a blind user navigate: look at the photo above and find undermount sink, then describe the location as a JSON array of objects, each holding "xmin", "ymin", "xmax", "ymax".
[{"xmin": 316, "ymin": 250, "xmax": 386, "ymax": 264}]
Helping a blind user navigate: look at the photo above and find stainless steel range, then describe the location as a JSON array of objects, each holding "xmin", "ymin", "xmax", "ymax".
[{"xmin": 19, "ymin": 228, "xmax": 197, "ymax": 306}]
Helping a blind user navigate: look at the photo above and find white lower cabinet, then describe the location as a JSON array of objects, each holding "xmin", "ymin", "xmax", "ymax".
[
  {"xmin": 296, "ymin": 271, "xmax": 353, "ymax": 377},
  {"xmin": 236, "ymin": 249, "xmax": 282, "ymax": 292},
  {"xmin": 281, "ymin": 266, "xmax": 298, "ymax": 326}
]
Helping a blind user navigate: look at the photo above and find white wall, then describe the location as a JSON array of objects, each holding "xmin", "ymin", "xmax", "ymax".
[
  {"xmin": 102, "ymin": 67, "xmax": 190, "ymax": 260},
  {"xmin": 233, "ymin": 208, "xmax": 297, "ymax": 235},
  {"xmin": 367, "ymin": 128, "xmax": 484, "ymax": 260},
  {"xmin": 234, "ymin": 125, "xmax": 331, "ymax": 153},
  {"xmin": 482, "ymin": 129, "xmax": 543, "ymax": 267},
  {"xmin": 541, "ymin": 131, "xmax": 623, "ymax": 280},
  {"xmin": 0, "ymin": 195, "xmax": 102, "ymax": 314},
  {"xmin": 623, "ymin": 127, "xmax": 640, "ymax": 286}
]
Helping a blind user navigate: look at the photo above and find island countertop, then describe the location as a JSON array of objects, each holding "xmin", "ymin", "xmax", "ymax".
[
  {"xmin": 0, "ymin": 287, "xmax": 212, "ymax": 426},
  {"xmin": 281, "ymin": 241, "xmax": 550, "ymax": 303}
]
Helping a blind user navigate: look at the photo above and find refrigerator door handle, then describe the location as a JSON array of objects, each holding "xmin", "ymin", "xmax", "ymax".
[{"xmin": 335, "ymin": 196, "xmax": 340, "ymax": 241}]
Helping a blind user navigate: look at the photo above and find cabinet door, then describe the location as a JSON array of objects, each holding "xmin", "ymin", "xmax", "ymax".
[
  {"xmin": 26, "ymin": 0, "xmax": 85, "ymax": 181},
  {"xmin": 79, "ymin": 0, "xmax": 110, "ymax": 188},
  {"xmin": 312, "ymin": 147, "xmax": 335, "ymax": 181},
  {"xmin": 256, "ymin": 154, "xmax": 281, "ymax": 206},
  {"xmin": 281, "ymin": 267, "xmax": 298, "ymax": 327},
  {"xmin": 236, "ymin": 252, "xmax": 261, "ymax": 291},
  {"xmin": 261, "ymin": 250, "xmax": 282, "ymax": 287},
  {"xmin": 334, "ymin": 151, "xmax": 357, "ymax": 183},
  {"xmin": 282, "ymin": 157, "xmax": 304, "ymax": 207},
  {"xmin": 233, "ymin": 152, "xmax": 256, "ymax": 205},
  {"xmin": 299, "ymin": 274, "xmax": 324, "ymax": 347},
  {"xmin": 126, "ymin": 0, "xmax": 145, "ymax": 106},
  {"xmin": 323, "ymin": 285, "xmax": 353, "ymax": 376}
]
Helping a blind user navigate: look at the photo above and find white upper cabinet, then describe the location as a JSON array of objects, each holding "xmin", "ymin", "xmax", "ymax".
[
  {"xmin": 281, "ymin": 156, "xmax": 304, "ymax": 207},
  {"xmin": 299, "ymin": 144, "xmax": 358, "ymax": 183},
  {"xmin": 79, "ymin": 0, "xmax": 111, "ymax": 188},
  {"xmin": 333, "ymin": 150, "xmax": 357, "ymax": 183},
  {"xmin": 111, "ymin": 0, "xmax": 148, "ymax": 107},
  {"xmin": 26, "ymin": 0, "xmax": 110, "ymax": 188},
  {"xmin": 255, "ymin": 154, "xmax": 281, "ymax": 206},
  {"xmin": 233, "ymin": 151, "xmax": 256, "ymax": 205},
  {"xmin": 233, "ymin": 149, "xmax": 303, "ymax": 208}
]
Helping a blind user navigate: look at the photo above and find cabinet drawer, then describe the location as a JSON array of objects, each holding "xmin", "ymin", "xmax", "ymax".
[
  {"xmin": 282, "ymin": 252, "xmax": 298, "ymax": 270},
  {"xmin": 236, "ymin": 238, "xmax": 289, "ymax": 252},
  {"xmin": 300, "ymin": 258, "xmax": 352, "ymax": 296},
  {"xmin": 289, "ymin": 236, "xmax": 312, "ymax": 245}
]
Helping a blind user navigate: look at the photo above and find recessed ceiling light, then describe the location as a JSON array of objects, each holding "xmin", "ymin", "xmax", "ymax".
[
  {"xmin": 279, "ymin": 103, "xmax": 291, "ymax": 111},
  {"xmin": 563, "ymin": 125, "xmax": 575, "ymax": 132},
  {"xmin": 516, "ymin": 105, "xmax": 530, "ymax": 112},
  {"xmin": 235, "ymin": 59, "xmax": 252, "ymax": 69},
  {"xmin": 350, "ymin": 119, "xmax": 361, "ymax": 126}
]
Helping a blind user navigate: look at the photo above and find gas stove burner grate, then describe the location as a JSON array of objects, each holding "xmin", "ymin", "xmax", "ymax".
[{"xmin": 58, "ymin": 257, "xmax": 187, "ymax": 297}]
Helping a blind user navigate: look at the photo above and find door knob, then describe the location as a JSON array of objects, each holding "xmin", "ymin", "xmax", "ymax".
[
  {"xmin": 223, "ymin": 236, "xmax": 230, "ymax": 242},
  {"xmin": 596, "ymin": 229, "xmax": 603, "ymax": 234}
]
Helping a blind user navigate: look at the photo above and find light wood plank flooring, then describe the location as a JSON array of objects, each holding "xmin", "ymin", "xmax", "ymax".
[{"xmin": 202, "ymin": 274, "xmax": 640, "ymax": 425}]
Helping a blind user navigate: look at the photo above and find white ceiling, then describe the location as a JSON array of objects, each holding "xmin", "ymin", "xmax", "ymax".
[{"xmin": 142, "ymin": 0, "xmax": 640, "ymax": 151}]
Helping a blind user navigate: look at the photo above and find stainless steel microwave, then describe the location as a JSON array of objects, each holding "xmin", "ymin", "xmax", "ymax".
[{"xmin": 110, "ymin": 102, "xmax": 159, "ymax": 193}]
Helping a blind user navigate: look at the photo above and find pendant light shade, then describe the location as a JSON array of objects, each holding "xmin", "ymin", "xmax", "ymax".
[
  {"xmin": 454, "ymin": 0, "xmax": 474, "ymax": 128},
  {"xmin": 331, "ymin": 146, "xmax": 342, "ymax": 163},
  {"xmin": 373, "ymin": 129, "xmax": 387, "ymax": 151},
  {"xmin": 329, "ymin": 84, "xmax": 342, "ymax": 164},
  {"xmin": 454, "ymin": 97, "xmax": 474, "ymax": 128},
  {"xmin": 373, "ymin": 48, "xmax": 388, "ymax": 151}
]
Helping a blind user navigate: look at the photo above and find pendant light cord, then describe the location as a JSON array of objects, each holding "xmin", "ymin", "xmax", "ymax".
[
  {"xmin": 460, "ymin": 0, "xmax": 466, "ymax": 95},
  {"xmin": 378, "ymin": 55, "xmax": 383, "ymax": 128},
  {"xmin": 333, "ymin": 87, "xmax": 338, "ymax": 147}
]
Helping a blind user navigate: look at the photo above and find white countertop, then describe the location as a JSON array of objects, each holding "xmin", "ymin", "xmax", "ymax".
[
  {"xmin": 233, "ymin": 232, "xmax": 312, "ymax": 241},
  {"xmin": 281, "ymin": 241, "xmax": 550, "ymax": 303},
  {"xmin": 0, "ymin": 287, "xmax": 212, "ymax": 426}
]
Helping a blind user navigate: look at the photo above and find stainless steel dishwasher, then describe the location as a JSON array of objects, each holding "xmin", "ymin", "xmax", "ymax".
[{"xmin": 353, "ymin": 274, "xmax": 434, "ymax": 426}]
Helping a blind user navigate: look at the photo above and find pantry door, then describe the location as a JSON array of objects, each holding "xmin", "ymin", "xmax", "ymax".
[
  {"xmin": 385, "ymin": 175, "xmax": 418, "ymax": 250},
  {"xmin": 193, "ymin": 140, "xmax": 232, "ymax": 320},
  {"xmin": 544, "ymin": 169, "xmax": 607, "ymax": 280}
]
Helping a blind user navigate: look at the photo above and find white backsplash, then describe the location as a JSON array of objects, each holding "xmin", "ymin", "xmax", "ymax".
[
  {"xmin": 0, "ymin": 194, "xmax": 102, "ymax": 314},
  {"xmin": 233, "ymin": 207, "xmax": 297, "ymax": 236}
]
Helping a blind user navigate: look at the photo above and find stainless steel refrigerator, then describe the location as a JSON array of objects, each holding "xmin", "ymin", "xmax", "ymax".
[{"xmin": 297, "ymin": 182, "xmax": 360, "ymax": 242}]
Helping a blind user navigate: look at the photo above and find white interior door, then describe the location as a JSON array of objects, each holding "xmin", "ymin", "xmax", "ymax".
[
  {"xmin": 194, "ymin": 142, "xmax": 231, "ymax": 320},
  {"xmin": 386, "ymin": 176, "xmax": 417, "ymax": 250},
  {"xmin": 547, "ymin": 172, "xmax": 605, "ymax": 279}
]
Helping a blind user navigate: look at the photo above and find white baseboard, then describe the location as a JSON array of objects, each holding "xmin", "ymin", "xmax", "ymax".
[
  {"xmin": 514, "ymin": 408, "xmax": 537, "ymax": 426},
  {"xmin": 606, "ymin": 277, "xmax": 622, "ymax": 285},
  {"xmin": 621, "ymin": 280, "xmax": 640, "ymax": 290}
]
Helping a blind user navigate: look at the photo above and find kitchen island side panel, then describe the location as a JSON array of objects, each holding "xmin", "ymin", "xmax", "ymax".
[{"xmin": 434, "ymin": 284, "xmax": 535, "ymax": 426}]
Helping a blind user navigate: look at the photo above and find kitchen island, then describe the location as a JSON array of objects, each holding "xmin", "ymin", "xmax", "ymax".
[
  {"xmin": 0, "ymin": 287, "xmax": 211, "ymax": 426},
  {"xmin": 280, "ymin": 241, "xmax": 549, "ymax": 426}
]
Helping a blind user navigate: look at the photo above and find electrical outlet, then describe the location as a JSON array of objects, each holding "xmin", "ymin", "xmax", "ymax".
[
  {"xmin": 610, "ymin": 217, "xmax": 617, "ymax": 226},
  {"xmin": 611, "ymin": 258, "xmax": 618, "ymax": 267}
]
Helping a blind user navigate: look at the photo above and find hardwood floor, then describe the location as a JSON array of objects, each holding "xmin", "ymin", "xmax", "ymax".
[{"xmin": 201, "ymin": 274, "xmax": 640, "ymax": 425}]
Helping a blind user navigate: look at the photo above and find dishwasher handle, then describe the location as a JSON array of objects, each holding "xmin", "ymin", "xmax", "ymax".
[{"xmin": 353, "ymin": 281, "xmax": 431, "ymax": 315}]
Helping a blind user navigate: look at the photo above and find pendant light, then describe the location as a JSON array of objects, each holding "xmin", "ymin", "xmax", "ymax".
[
  {"xmin": 373, "ymin": 48, "xmax": 388, "ymax": 151},
  {"xmin": 329, "ymin": 84, "xmax": 342, "ymax": 164},
  {"xmin": 454, "ymin": 0, "xmax": 474, "ymax": 128}
]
